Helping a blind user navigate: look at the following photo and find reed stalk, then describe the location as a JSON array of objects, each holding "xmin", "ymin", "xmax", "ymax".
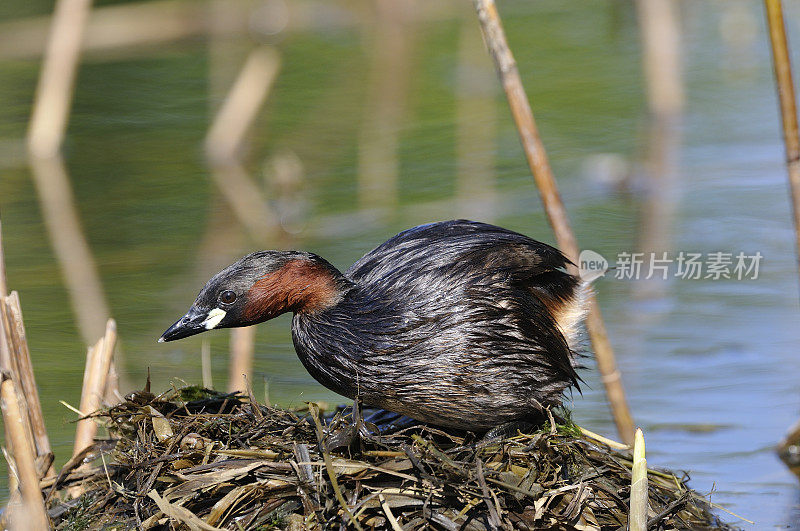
[
  {"xmin": 764, "ymin": 0, "xmax": 800, "ymax": 464},
  {"xmin": 0, "ymin": 218, "xmax": 15, "ymax": 492},
  {"xmin": 26, "ymin": 0, "xmax": 117, "ymax": 353},
  {"xmin": 629, "ymin": 427, "xmax": 648, "ymax": 530},
  {"xmin": 357, "ymin": 0, "xmax": 415, "ymax": 212},
  {"xmin": 0, "ymin": 0, "xmax": 462, "ymax": 63},
  {"xmin": 204, "ymin": 47, "xmax": 282, "ymax": 389},
  {"xmin": 228, "ymin": 327, "xmax": 255, "ymax": 394},
  {"xmin": 0, "ymin": 218, "xmax": 7, "ymax": 298},
  {"xmin": 26, "ymin": 0, "xmax": 93, "ymax": 159},
  {"xmin": 74, "ymin": 339, "xmax": 101, "ymax": 457},
  {"xmin": 205, "ymin": 46, "xmax": 281, "ymax": 166},
  {"xmin": 472, "ymin": 0, "xmax": 635, "ymax": 445},
  {"xmin": 29, "ymin": 153, "xmax": 112, "ymax": 351},
  {"xmin": 456, "ymin": 14, "xmax": 497, "ymax": 221},
  {"xmin": 765, "ymin": 0, "xmax": 800, "ymax": 284},
  {"xmin": 205, "ymin": 46, "xmax": 281, "ymax": 244},
  {"xmin": 73, "ymin": 319, "xmax": 117, "ymax": 457},
  {"xmin": 0, "ymin": 373, "xmax": 49, "ymax": 530},
  {"xmin": 201, "ymin": 339, "xmax": 213, "ymax": 389},
  {"xmin": 4, "ymin": 292, "xmax": 53, "ymax": 477},
  {"xmin": 0, "ymin": 299, "xmax": 39, "ymax": 475}
]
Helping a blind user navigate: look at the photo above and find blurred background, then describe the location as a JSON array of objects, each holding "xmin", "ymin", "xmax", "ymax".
[{"xmin": 1, "ymin": 0, "xmax": 799, "ymax": 527}]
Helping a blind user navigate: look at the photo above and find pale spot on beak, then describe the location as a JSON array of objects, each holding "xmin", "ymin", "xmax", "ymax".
[{"xmin": 202, "ymin": 308, "xmax": 227, "ymax": 330}]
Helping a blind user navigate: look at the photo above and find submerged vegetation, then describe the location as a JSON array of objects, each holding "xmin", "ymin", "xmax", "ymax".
[{"xmin": 45, "ymin": 384, "xmax": 729, "ymax": 530}]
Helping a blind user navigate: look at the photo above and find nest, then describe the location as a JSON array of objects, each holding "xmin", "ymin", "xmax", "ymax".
[{"xmin": 45, "ymin": 385, "xmax": 731, "ymax": 530}]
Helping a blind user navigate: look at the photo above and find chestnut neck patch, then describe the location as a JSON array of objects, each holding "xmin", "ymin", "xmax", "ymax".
[{"xmin": 244, "ymin": 259, "xmax": 343, "ymax": 321}]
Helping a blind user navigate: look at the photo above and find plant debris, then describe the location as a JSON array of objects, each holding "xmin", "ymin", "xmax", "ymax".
[{"xmin": 45, "ymin": 385, "xmax": 732, "ymax": 530}]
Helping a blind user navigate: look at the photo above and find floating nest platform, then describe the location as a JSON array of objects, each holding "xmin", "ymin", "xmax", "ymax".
[{"xmin": 45, "ymin": 386, "xmax": 731, "ymax": 530}]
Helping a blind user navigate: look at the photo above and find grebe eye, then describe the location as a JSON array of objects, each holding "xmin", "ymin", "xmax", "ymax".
[{"xmin": 219, "ymin": 290, "xmax": 237, "ymax": 304}]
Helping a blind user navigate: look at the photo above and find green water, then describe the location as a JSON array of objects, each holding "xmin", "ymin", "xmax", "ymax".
[{"xmin": 1, "ymin": 1, "xmax": 799, "ymax": 527}]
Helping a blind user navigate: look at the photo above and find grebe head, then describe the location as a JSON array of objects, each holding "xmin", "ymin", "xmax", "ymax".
[{"xmin": 159, "ymin": 251, "xmax": 347, "ymax": 342}]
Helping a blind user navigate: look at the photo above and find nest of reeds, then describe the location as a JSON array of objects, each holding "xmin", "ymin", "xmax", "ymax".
[{"xmin": 44, "ymin": 385, "xmax": 731, "ymax": 530}]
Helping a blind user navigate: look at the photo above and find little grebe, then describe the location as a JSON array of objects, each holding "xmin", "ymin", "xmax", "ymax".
[{"xmin": 160, "ymin": 220, "xmax": 587, "ymax": 430}]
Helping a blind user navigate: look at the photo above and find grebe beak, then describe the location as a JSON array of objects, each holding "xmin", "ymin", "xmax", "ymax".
[{"xmin": 159, "ymin": 306, "xmax": 215, "ymax": 342}]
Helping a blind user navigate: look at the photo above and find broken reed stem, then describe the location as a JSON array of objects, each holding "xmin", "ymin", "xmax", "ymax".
[
  {"xmin": 629, "ymin": 428, "xmax": 648, "ymax": 531},
  {"xmin": 0, "ymin": 296, "xmax": 40, "ymax": 485},
  {"xmin": 26, "ymin": 0, "xmax": 93, "ymax": 159},
  {"xmin": 74, "ymin": 339, "xmax": 101, "ymax": 456},
  {"xmin": 74, "ymin": 319, "xmax": 117, "ymax": 457},
  {"xmin": 228, "ymin": 326, "xmax": 255, "ymax": 394},
  {"xmin": 472, "ymin": 0, "xmax": 635, "ymax": 445},
  {"xmin": 201, "ymin": 339, "xmax": 213, "ymax": 389},
  {"xmin": 765, "ymin": 0, "xmax": 800, "ymax": 289},
  {"xmin": 0, "ymin": 373, "xmax": 49, "ymax": 530},
  {"xmin": 4, "ymin": 292, "xmax": 53, "ymax": 476}
]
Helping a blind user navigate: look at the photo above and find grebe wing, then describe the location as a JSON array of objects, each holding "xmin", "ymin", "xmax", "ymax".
[{"xmin": 346, "ymin": 219, "xmax": 572, "ymax": 287}]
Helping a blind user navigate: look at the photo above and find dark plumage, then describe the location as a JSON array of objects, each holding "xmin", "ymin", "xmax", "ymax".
[{"xmin": 160, "ymin": 220, "xmax": 587, "ymax": 430}]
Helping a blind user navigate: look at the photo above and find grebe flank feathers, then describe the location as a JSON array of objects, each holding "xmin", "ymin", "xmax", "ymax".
[{"xmin": 160, "ymin": 220, "xmax": 587, "ymax": 430}]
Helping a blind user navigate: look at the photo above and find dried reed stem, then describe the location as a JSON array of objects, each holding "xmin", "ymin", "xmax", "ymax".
[
  {"xmin": 636, "ymin": 0, "xmax": 683, "ymax": 119},
  {"xmin": 208, "ymin": 164, "xmax": 277, "ymax": 246},
  {"xmin": 0, "ymin": 373, "xmax": 49, "ymax": 530},
  {"xmin": 74, "ymin": 339, "xmax": 101, "ymax": 456},
  {"xmin": 4, "ymin": 292, "xmax": 53, "ymax": 476},
  {"xmin": 456, "ymin": 15, "xmax": 497, "ymax": 221},
  {"xmin": 205, "ymin": 46, "xmax": 281, "ymax": 164},
  {"xmin": 0, "ymin": 217, "xmax": 7, "ymax": 298},
  {"xmin": 228, "ymin": 326, "xmax": 255, "ymax": 394},
  {"xmin": 357, "ymin": 0, "xmax": 415, "ymax": 212},
  {"xmin": 205, "ymin": 47, "xmax": 281, "ymax": 384},
  {"xmin": 205, "ymin": 47, "xmax": 281, "ymax": 244},
  {"xmin": 26, "ymin": 0, "xmax": 93, "ymax": 158},
  {"xmin": 28, "ymin": 154, "xmax": 112, "ymax": 350},
  {"xmin": 634, "ymin": 0, "xmax": 683, "ymax": 302},
  {"xmin": 765, "ymin": 0, "xmax": 800, "ymax": 462},
  {"xmin": 0, "ymin": 217, "xmax": 15, "ymax": 491},
  {"xmin": 74, "ymin": 319, "xmax": 117, "ymax": 457},
  {"xmin": 201, "ymin": 339, "xmax": 213, "ymax": 389},
  {"xmin": 0, "ymin": 0, "xmax": 462, "ymax": 62},
  {"xmin": 765, "ymin": 0, "xmax": 800, "ymax": 285},
  {"xmin": 0, "ymin": 298, "xmax": 39, "ymax": 479},
  {"xmin": 629, "ymin": 427, "xmax": 648, "ymax": 530},
  {"xmin": 472, "ymin": 0, "xmax": 635, "ymax": 445}
]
